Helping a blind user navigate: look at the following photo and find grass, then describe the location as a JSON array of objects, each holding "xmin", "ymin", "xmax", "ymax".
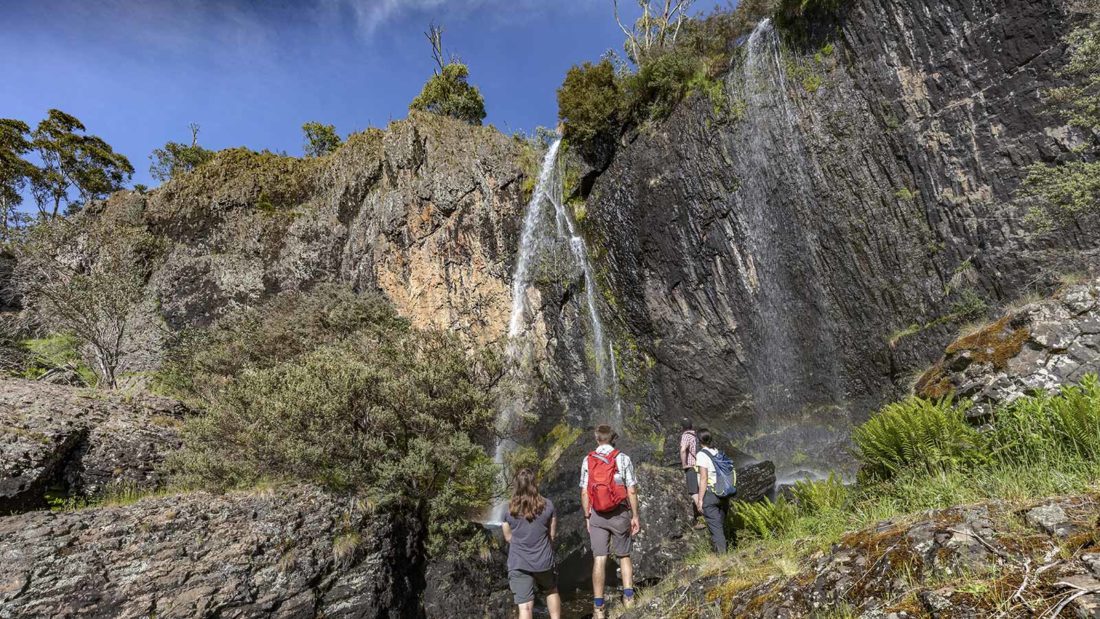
[{"xmin": 658, "ymin": 377, "xmax": 1100, "ymax": 614}]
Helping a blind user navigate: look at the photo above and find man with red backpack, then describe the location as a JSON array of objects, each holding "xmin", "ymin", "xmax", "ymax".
[{"xmin": 579, "ymin": 424, "xmax": 640, "ymax": 618}]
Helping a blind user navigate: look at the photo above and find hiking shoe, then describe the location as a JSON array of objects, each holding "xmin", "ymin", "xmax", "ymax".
[
  {"xmin": 693, "ymin": 520, "xmax": 707, "ymax": 530},
  {"xmin": 623, "ymin": 594, "xmax": 637, "ymax": 609},
  {"xmin": 592, "ymin": 605, "xmax": 607, "ymax": 619}
]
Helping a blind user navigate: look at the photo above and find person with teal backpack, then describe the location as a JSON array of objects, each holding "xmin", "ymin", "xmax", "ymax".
[{"xmin": 694, "ymin": 428, "xmax": 736, "ymax": 553}]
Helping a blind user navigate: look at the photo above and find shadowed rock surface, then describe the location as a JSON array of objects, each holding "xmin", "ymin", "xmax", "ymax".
[
  {"xmin": 0, "ymin": 379, "xmax": 185, "ymax": 514},
  {"xmin": 0, "ymin": 486, "xmax": 424, "ymax": 619},
  {"xmin": 581, "ymin": 0, "xmax": 1100, "ymax": 473}
]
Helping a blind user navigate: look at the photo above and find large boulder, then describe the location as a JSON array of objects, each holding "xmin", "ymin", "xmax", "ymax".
[
  {"xmin": 0, "ymin": 486, "xmax": 424, "ymax": 618},
  {"xmin": 0, "ymin": 378, "xmax": 185, "ymax": 513},
  {"xmin": 916, "ymin": 278, "xmax": 1100, "ymax": 417}
]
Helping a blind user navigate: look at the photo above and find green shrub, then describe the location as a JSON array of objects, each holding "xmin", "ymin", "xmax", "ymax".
[
  {"xmin": 156, "ymin": 284, "xmax": 404, "ymax": 403},
  {"xmin": 853, "ymin": 396, "xmax": 986, "ymax": 481},
  {"xmin": 988, "ymin": 375, "xmax": 1100, "ymax": 463},
  {"xmin": 410, "ymin": 63, "xmax": 487, "ymax": 126},
  {"xmin": 301, "ymin": 122, "xmax": 342, "ymax": 157},
  {"xmin": 557, "ymin": 59, "xmax": 624, "ymax": 167},
  {"xmin": 789, "ymin": 472, "xmax": 848, "ymax": 515},
  {"xmin": 735, "ymin": 496, "xmax": 798, "ymax": 539},
  {"xmin": 171, "ymin": 330, "xmax": 498, "ymax": 556}
]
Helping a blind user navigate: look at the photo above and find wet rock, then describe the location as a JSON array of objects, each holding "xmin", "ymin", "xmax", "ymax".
[
  {"xmin": 0, "ymin": 486, "xmax": 423, "ymax": 618},
  {"xmin": 735, "ymin": 460, "xmax": 776, "ymax": 504},
  {"xmin": 0, "ymin": 378, "xmax": 185, "ymax": 513}
]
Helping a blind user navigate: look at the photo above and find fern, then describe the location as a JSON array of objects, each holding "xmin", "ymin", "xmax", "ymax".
[
  {"xmin": 790, "ymin": 472, "xmax": 848, "ymax": 515},
  {"xmin": 853, "ymin": 396, "xmax": 986, "ymax": 481},
  {"xmin": 734, "ymin": 496, "xmax": 798, "ymax": 539}
]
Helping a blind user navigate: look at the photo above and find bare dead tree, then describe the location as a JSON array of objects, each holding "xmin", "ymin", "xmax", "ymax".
[
  {"xmin": 188, "ymin": 122, "xmax": 201, "ymax": 148},
  {"xmin": 425, "ymin": 23, "xmax": 446, "ymax": 73},
  {"xmin": 613, "ymin": 0, "xmax": 696, "ymax": 63}
]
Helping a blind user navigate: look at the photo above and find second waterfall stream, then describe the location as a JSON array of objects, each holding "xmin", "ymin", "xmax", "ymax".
[{"xmin": 488, "ymin": 137, "xmax": 623, "ymax": 523}]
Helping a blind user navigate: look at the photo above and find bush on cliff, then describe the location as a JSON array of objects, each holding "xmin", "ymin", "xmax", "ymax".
[
  {"xmin": 165, "ymin": 286, "xmax": 503, "ymax": 556},
  {"xmin": 1019, "ymin": 1, "xmax": 1099, "ymax": 229}
]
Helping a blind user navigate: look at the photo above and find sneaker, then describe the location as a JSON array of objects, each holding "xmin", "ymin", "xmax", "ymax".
[
  {"xmin": 623, "ymin": 593, "xmax": 637, "ymax": 609},
  {"xmin": 592, "ymin": 605, "xmax": 607, "ymax": 619}
]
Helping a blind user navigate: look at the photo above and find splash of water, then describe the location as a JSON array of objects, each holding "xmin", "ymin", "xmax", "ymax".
[{"xmin": 487, "ymin": 138, "xmax": 622, "ymax": 523}]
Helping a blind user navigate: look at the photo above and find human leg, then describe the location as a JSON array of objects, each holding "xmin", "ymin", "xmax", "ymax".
[
  {"xmin": 702, "ymin": 491, "xmax": 727, "ymax": 553},
  {"xmin": 517, "ymin": 601, "xmax": 534, "ymax": 619},
  {"xmin": 509, "ymin": 570, "xmax": 537, "ymax": 617}
]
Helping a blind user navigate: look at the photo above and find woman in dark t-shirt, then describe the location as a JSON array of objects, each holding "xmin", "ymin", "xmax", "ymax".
[{"xmin": 502, "ymin": 468, "xmax": 560, "ymax": 619}]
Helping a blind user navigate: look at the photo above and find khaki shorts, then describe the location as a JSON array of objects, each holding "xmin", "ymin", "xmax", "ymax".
[
  {"xmin": 589, "ymin": 505, "xmax": 633, "ymax": 557},
  {"xmin": 508, "ymin": 568, "xmax": 558, "ymax": 605}
]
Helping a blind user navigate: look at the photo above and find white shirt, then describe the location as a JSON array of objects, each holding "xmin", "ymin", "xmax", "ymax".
[
  {"xmin": 696, "ymin": 447, "xmax": 717, "ymax": 490},
  {"xmin": 578, "ymin": 444, "xmax": 637, "ymax": 488}
]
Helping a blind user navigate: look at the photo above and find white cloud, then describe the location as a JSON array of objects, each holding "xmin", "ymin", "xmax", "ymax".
[{"xmin": 322, "ymin": 0, "xmax": 600, "ymax": 37}]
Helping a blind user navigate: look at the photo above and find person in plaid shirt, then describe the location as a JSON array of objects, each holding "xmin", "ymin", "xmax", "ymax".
[{"xmin": 679, "ymin": 418, "xmax": 705, "ymax": 529}]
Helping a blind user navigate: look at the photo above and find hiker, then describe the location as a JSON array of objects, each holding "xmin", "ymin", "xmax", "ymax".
[
  {"xmin": 695, "ymin": 428, "xmax": 736, "ymax": 554},
  {"xmin": 580, "ymin": 424, "xmax": 641, "ymax": 618},
  {"xmin": 679, "ymin": 418, "xmax": 706, "ymax": 529},
  {"xmin": 502, "ymin": 468, "xmax": 561, "ymax": 619}
]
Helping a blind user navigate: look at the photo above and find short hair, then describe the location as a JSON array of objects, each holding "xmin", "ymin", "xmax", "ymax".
[
  {"xmin": 594, "ymin": 424, "xmax": 616, "ymax": 444},
  {"xmin": 698, "ymin": 428, "xmax": 713, "ymax": 446},
  {"xmin": 680, "ymin": 417, "xmax": 693, "ymax": 431}
]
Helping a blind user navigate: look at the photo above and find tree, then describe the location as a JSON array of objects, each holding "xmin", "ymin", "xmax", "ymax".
[
  {"xmin": 613, "ymin": 0, "xmax": 697, "ymax": 64},
  {"xmin": 557, "ymin": 59, "xmax": 624, "ymax": 167},
  {"xmin": 301, "ymin": 122, "xmax": 342, "ymax": 157},
  {"xmin": 31, "ymin": 109, "xmax": 134, "ymax": 219},
  {"xmin": 0, "ymin": 119, "xmax": 38, "ymax": 238},
  {"xmin": 167, "ymin": 286, "xmax": 503, "ymax": 557},
  {"xmin": 14, "ymin": 217, "xmax": 163, "ymax": 388},
  {"xmin": 150, "ymin": 122, "xmax": 215, "ymax": 182},
  {"xmin": 409, "ymin": 24, "xmax": 487, "ymax": 125}
]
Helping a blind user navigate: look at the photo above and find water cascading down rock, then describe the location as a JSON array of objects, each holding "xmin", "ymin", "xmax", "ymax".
[{"xmin": 489, "ymin": 138, "xmax": 623, "ymax": 522}]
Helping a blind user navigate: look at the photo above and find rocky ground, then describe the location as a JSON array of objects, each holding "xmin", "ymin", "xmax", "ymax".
[
  {"xmin": 0, "ymin": 486, "xmax": 423, "ymax": 619},
  {"xmin": 0, "ymin": 379, "xmax": 186, "ymax": 514},
  {"xmin": 631, "ymin": 493, "xmax": 1100, "ymax": 618}
]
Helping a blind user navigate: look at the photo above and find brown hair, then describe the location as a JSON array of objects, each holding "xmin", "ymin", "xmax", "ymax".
[
  {"xmin": 594, "ymin": 424, "xmax": 617, "ymax": 444},
  {"xmin": 508, "ymin": 468, "xmax": 547, "ymax": 522}
]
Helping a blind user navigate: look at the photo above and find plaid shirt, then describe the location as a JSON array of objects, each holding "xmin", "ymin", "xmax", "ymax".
[
  {"xmin": 578, "ymin": 444, "xmax": 637, "ymax": 488},
  {"xmin": 680, "ymin": 430, "xmax": 698, "ymax": 468}
]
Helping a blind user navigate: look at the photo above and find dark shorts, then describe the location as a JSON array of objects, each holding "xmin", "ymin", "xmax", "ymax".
[
  {"xmin": 684, "ymin": 467, "xmax": 699, "ymax": 495},
  {"xmin": 589, "ymin": 504, "xmax": 633, "ymax": 557},
  {"xmin": 508, "ymin": 568, "xmax": 558, "ymax": 605}
]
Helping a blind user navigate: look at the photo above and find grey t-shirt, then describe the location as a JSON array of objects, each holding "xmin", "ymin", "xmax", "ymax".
[{"xmin": 504, "ymin": 498, "xmax": 556, "ymax": 573}]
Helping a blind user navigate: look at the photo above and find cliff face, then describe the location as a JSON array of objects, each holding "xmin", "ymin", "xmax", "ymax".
[
  {"xmin": 584, "ymin": 0, "xmax": 1099, "ymax": 471},
  {"xmin": 106, "ymin": 112, "xmax": 528, "ymax": 353}
]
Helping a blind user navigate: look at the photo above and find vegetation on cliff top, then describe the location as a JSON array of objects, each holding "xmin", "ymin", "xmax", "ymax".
[
  {"xmin": 409, "ymin": 24, "xmax": 487, "ymax": 126},
  {"xmin": 557, "ymin": 0, "xmax": 849, "ymax": 166}
]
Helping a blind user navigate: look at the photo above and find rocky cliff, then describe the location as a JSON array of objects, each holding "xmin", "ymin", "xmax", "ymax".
[
  {"xmin": 0, "ymin": 378, "xmax": 185, "ymax": 514},
  {"xmin": 0, "ymin": 486, "xmax": 424, "ymax": 619},
  {"xmin": 582, "ymin": 0, "xmax": 1100, "ymax": 473}
]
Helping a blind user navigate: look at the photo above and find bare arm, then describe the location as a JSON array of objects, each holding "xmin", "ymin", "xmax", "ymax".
[
  {"xmin": 550, "ymin": 514, "xmax": 557, "ymax": 543},
  {"xmin": 679, "ymin": 439, "xmax": 690, "ymax": 468},
  {"xmin": 696, "ymin": 468, "xmax": 708, "ymax": 508},
  {"xmin": 581, "ymin": 488, "xmax": 590, "ymax": 518},
  {"xmin": 501, "ymin": 521, "xmax": 512, "ymax": 543},
  {"xmin": 628, "ymin": 486, "xmax": 641, "ymax": 535}
]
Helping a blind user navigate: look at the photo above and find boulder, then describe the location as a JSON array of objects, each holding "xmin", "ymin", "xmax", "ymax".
[
  {"xmin": 0, "ymin": 378, "xmax": 185, "ymax": 513},
  {"xmin": 0, "ymin": 486, "xmax": 424, "ymax": 618},
  {"xmin": 916, "ymin": 279, "xmax": 1100, "ymax": 412}
]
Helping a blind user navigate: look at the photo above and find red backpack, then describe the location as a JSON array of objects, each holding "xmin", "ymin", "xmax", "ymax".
[{"xmin": 587, "ymin": 449, "xmax": 627, "ymax": 514}]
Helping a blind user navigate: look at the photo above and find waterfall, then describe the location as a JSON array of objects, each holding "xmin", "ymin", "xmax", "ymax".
[
  {"xmin": 487, "ymin": 138, "xmax": 622, "ymax": 523},
  {"xmin": 731, "ymin": 18, "xmax": 845, "ymax": 469}
]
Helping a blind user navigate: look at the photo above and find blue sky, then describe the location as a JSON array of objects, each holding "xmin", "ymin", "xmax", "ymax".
[{"xmin": 2, "ymin": 0, "xmax": 643, "ymax": 191}]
